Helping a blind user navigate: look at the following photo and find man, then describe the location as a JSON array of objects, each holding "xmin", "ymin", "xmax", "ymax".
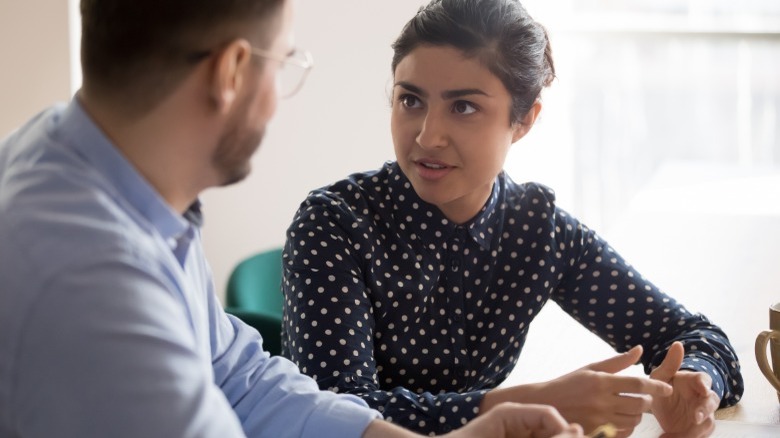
[{"xmin": 0, "ymin": 1, "xmax": 584, "ymax": 437}]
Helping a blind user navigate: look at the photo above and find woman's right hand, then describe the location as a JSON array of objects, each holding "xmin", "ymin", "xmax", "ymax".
[{"xmin": 480, "ymin": 346, "xmax": 673, "ymax": 437}]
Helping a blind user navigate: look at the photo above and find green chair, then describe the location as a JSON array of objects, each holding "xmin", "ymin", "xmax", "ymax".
[{"xmin": 223, "ymin": 247, "xmax": 284, "ymax": 355}]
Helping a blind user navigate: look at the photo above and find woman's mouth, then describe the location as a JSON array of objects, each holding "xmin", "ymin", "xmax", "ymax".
[{"xmin": 414, "ymin": 159, "xmax": 453, "ymax": 181}]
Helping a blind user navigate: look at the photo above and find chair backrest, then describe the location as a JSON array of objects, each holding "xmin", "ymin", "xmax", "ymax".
[
  {"xmin": 225, "ymin": 247, "xmax": 284, "ymax": 320},
  {"xmin": 224, "ymin": 308, "xmax": 283, "ymax": 356}
]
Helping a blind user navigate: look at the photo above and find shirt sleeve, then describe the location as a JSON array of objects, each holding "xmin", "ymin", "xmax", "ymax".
[
  {"xmin": 550, "ymin": 207, "xmax": 744, "ymax": 407},
  {"xmin": 12, "ymin": 255, "xmax": 379, "ymax": 438},
  {"xmin": 209, "ymin": 290, "xmax": 381, "ymax": 438},
  {"xmin": 282, "ymin": 197, "xmax": 486, "ymax": 435},
  {"xmin": 12, "ymin": 257, "xmax": 247, "ymax": 438}
]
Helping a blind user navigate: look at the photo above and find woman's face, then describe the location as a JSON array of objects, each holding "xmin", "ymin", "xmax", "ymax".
[{"xmin": 391, "ymin": 45, "xmax": 534, "ymax": 224}]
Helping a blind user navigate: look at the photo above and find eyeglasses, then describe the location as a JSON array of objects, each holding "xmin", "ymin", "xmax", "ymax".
[
  {"xmin": 250, "ymin": 47, "xmax": 313, "ymax": 99},
  {"xmin": 186, "ymin": 46, "xmax": 314, "ymax": 99}
]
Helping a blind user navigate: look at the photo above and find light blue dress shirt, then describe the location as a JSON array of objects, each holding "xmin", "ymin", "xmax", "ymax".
[{"xmin": 0, "ymin": 99, "xmax": 381, "ymax": 438}]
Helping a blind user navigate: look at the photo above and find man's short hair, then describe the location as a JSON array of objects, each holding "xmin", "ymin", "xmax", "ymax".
[{"xmin": 80, "ymin": 0, "xmax": 285, "ymax": 115}]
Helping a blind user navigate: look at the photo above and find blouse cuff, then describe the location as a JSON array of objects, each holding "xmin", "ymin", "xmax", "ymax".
[
  {"xmin": 422, "ymin": 390, "xmax": 489, "ymax": 434},
  {"xmin": 680, "ymin": 357, "xmax": 727, "ymax": 403}
]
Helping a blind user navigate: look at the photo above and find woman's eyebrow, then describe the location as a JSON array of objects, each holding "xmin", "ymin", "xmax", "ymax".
[
  {"xmin": 394, "ymin": 81, "xmax": 488, "ymax": 99},
  {"xmin": 395, "ymin": 81, "xmax": 427, "ymax": 97},
  {"xmin": 441, "ymin": 88, "xmax": 488, "ymax": 99}
]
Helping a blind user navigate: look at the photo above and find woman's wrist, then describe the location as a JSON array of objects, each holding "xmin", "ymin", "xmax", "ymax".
[
  {"xmin": 362, "ymin": 419, "xmax": 421, "ymax": 438},
  {"xmin": 479, "ymin": 383, "xmax": 539, "ymax": 414}
]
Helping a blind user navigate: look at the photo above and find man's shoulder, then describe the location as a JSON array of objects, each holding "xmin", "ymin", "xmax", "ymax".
[
  {"xmin": 0, "ymin": 141, "xmax": 156, "ymax": 285},
  {"xmin": 0, "ymin": 115, "xmax": 169, "ymax": 407}
]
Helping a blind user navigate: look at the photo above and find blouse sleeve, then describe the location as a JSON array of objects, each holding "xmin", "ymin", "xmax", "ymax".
[
  {"xmin": 550, "ymin": 207, "xmax": 744, "ymax": 407},
  {"xmin": 281, "ymin": 193, "xmax": 486, "ymax": 435}
]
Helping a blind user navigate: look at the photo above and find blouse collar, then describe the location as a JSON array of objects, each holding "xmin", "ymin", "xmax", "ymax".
[{"xmin": 387, "ymin": 162, "xmax": 502, "ymax": 252}]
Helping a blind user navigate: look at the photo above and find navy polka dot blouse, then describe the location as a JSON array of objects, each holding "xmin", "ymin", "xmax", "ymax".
[{"xmin": 281, "ymin": 161, "xmax": 743, "ymax": 435}]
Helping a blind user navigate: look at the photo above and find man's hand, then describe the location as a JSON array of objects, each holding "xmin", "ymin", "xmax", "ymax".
[
  {"xmin": 363, "ymin": 403, "xmax": 585, "ymax": 438},
  {"xmin": 650, "ymin": 342, "xmax": 720, "ymax": 438},
  {"xmin": 447, "ymin": 403, "xmax": 585, "ymax": 438}
]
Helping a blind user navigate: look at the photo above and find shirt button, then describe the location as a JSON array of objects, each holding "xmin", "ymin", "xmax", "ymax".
[{"xmin": 450, "ymin": 258, "xmax": 460, "ymax": 272}]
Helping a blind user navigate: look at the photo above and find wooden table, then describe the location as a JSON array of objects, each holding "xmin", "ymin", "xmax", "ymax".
[{"xmin": 503, "ymin": 163, "xmax": 780, "ymax": 431}]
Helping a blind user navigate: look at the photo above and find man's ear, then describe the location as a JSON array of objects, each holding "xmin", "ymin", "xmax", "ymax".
[
  {"xmin": 209, "ymin": 39, "xmax": 253, "ymax": 113},
  {"xmin": 511, "ymin": 99, "xmax": 543, "ymax": 143}
]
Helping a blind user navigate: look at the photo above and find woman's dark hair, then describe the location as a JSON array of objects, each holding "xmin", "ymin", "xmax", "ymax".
[{"xmin": 391, "ymin": 0, "xmax": 555, "ymax": 124}]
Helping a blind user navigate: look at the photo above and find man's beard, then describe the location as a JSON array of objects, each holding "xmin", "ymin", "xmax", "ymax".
[{"xmin": 212, "ymin": 124, "xmax": 265, "ymax": 187}]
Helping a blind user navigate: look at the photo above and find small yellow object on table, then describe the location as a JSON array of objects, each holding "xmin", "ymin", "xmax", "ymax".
[{"xmin": 587, "ymin": 423, "xmax": 617, "ymax": 438}]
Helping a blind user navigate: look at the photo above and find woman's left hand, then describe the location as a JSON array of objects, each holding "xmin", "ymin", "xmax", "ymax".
[{"xmin": 649, "ymin": 342, "xmax": 721, "ymax": 438}]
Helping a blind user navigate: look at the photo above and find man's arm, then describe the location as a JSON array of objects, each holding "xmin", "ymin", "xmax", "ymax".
[
  {"xmin": 209, "ymin": 297, "xmax": 381, "ymax": 438},
  {"xmin": 12, "ymin": 259, "xmax": 246, "ymax": 438}
]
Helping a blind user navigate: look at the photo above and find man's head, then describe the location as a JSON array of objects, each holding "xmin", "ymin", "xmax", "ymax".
[
  {"xmin": 80, "ymin": 0, "xmax": 297, "ymax": 190},
  {"xmin": 80, "ymin": 0, "xmax": 287, "ymax": 118}
]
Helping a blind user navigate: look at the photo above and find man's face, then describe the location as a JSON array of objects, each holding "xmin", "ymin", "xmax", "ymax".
[{"xmin": 212, "ymin": 0, "xmax": 295, "ymax": 186}]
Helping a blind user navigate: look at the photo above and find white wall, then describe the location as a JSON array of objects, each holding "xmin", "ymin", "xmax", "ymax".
[
  {"xmin": 201, "ymin": 0, "xmax": 430, "ymax": 300},
  {"xmin": 0, "ymin": 0, "xmax": 561, "ymax": 302},
  {"xmin": 5, "ymin": 1, "xmax": 775, "ymax": 307},
  {"xmin": 0, "ymin": 0, "xmax": 71, "ymax": 137},
  {"xmin": 0, "ymin": 0, "xmax": 428, "ymax": 302}
]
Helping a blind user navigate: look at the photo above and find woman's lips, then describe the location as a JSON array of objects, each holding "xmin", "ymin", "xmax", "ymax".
[{"xmin": 413, "ymin": 159, "xmax": 453, "ymax": 181}]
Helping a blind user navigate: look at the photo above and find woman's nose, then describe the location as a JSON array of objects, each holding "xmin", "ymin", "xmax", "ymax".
[{"xmin": 416, "ymin": 111, "xmax": 448, "ymax": 150}]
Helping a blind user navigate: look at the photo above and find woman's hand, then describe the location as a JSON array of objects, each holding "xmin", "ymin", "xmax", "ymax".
[
  {"xmin": 481, "ymin": 346, "xmax": 672, "ymax": 437},
  {"xmin": 650, "ymin": 342, "xmax": 720, "ymax": 438}
]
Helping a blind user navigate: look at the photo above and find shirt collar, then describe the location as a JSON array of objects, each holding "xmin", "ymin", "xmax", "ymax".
[
  {"xmin": 55, "ymin": 98, "xmax": 197, "ymax": 242},
  {"xmin": 465, "ymin": 175, "xmax": 502, "ymax": 250},
  {"xmin": 388, "ymin": 162, "xmax": 502, "ymax": 251}
]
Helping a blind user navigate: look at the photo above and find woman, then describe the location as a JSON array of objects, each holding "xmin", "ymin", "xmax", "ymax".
[{"xmin": 281, "ymin": 0, "xmax": 743, "ymax": 436}]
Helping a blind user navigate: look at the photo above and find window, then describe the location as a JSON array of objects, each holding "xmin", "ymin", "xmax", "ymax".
[{"xmin": 508, "ymin": 0, "xmax": 780, "ymax": 231}]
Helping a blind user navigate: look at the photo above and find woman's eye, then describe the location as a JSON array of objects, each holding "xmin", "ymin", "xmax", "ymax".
[
  {"xmin": 400, "ymin": 94, "xmax": 422, "ymax": 108},
  {"xmin": 453, "ymin": 100, "xmax": 477, "ymax": 115}
]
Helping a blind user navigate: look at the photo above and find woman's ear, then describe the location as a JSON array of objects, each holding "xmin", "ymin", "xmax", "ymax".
[
  {"xmin": 209, "ymin": 39, "xmax": 253, "ymax": 113},
  {"xmin": 511, "ymin": 99, "xmax": 543, "ymax": 143}
]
